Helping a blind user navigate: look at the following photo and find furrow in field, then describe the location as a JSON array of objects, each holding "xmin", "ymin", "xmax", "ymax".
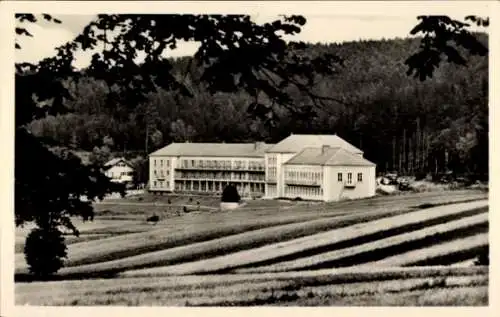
[
  {"xmin": 16, "ymin": 266, "xmax": 487, "ymax": 300},
  {"xmin": 122, "ymin": 200, "xmax": 487, "ymax": 276},
  {"xmin": 51, "ymin": 205, "xmax": 425, "ymax": 277},
  {"xmin": 359, "ymin": 233, "xmax": 489, "ymax": 267},
  {"xmin": 16, "ymin": 214, "xmax": 333, "ymax": 272},
  {"xmin": 16, "ymin": 274, "xmax": 488, "ymax": 306},
  {"xmin": 234, "ymin": 212, "xmax": 488, "ymax": 273},
  {"xmin": 183, "ymin": 275, "xmax": 488, "ymax": 307}
]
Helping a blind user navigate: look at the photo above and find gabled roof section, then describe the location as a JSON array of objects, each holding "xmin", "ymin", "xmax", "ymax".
[
  {"xmin": 266, "ymin": 134, "xmax": 363, "ymax": 154},
  {"xmin": 104, "ymin": 157, "xmax": 131, "ymax": 167},
  {"xmin": 285, "ymin": 147, "xmax": 375, "ymax": 166},
  {"xmin": 149, "ymin": 142, "xmax": 274, "ymax": 158}
]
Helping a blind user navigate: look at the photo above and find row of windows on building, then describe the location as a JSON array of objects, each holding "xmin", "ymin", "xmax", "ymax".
[
  {"xmin": 285, "ymin": 170, "xmax": 323, "ymax": 183},
  {"xmin": 153, "ymin": 159, "xmax": 171, "ymax": 167},
  {"xmin": 173, "ymin": 180, "xmax": 265, "ymax": 193},
  {"xmin": 338, "ymin": 172, "xmax": 363, "ymax": 183},
  {"xmin": 267, "ymin": 156, "xmax": 277, "ymax": 166},
  {"xmin": 153, "ymin": 170, "xmax": 170, "ymax": 178},
  {"xmin": 285, "ymin": 185, "xmax": 323, "ymax": 197},
  {"xmin": 174, "ymin": 171, "xmax": 265, "ymax": 181},
  {"xmin": 152, "ymin": 180, "xmax": 170, "ymax": 189},
  {"xmin": 267, "ymin": 167, "xmax": 277, "ymax": 179},
  {"xmin": 179, "ymin": 159, "xmax": 265, "ymax": 170}
]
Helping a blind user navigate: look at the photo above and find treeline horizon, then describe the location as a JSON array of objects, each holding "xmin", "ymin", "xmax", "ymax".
[{"xmin": 25, "ymin": 35, "xmax": 488, "ymax": 178}]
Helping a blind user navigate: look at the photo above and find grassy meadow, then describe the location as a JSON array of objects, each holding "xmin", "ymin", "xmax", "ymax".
[{"xmin": 15, "ymin": 190, "xmax": 489, "ymax": 306}]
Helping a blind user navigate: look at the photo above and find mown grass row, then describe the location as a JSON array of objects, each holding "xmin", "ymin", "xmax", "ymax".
[
  {"xmin": 235, "ymin": 211, "xmax": 488, "ymax": 273},
  {"xmin": 49, "ymin": 206, "xmax": 427, "ymax": 277},
  {"xmin": 361, "ymin": 233, "xmax": 489, "ymax": 267},
  {"xmin": 122, "ymin": 200, "xmax": 487, "ymax": 276},
  {"xmin": 16, "ymin": 268, "xmax": 488, "ymax": 306},
  {"xmin": 29, "ymin": 194, "xmax": 470, "ymax": 271}
]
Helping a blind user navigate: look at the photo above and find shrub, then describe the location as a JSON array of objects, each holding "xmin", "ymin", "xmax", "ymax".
[
  {"xmin": 221, "ymin": 185, "xmax": 240, "ymax": 203},
  {"xmin": 24, "ymin": 227, "xmax": 67, "ymax": 277}
]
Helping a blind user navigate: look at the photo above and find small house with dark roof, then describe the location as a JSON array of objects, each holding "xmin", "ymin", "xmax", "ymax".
[{"xmin": 103, "ymin": 157, "xmax": 134, "ymax": 184}]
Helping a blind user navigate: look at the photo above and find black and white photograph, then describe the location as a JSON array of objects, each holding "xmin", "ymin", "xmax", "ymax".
[{"xmin": 0, "ymin": 0, "xmax": 496, "ymax": 310}]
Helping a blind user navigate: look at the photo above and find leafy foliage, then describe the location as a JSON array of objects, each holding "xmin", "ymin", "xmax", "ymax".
[
  {"xmin": 221, "ymin": 185, "xmax": 241, "ymax": 203},
  {"xmin": 24, "ymin": 227, "xmax": 67, "ymax": 277},
  {"xmin": 405, "ymin": 15, "xmax": 488, "ymax": 81}
]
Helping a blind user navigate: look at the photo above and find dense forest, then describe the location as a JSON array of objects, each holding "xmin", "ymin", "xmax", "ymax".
[{"xmin": 27, "ymin": 35, "xmax": 488, "ymax": 179}]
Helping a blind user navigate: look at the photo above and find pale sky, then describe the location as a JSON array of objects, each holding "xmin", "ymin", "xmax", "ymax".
[{"xmin": 15, "ymin": 13, "xmax": 487, "ymax": 69}]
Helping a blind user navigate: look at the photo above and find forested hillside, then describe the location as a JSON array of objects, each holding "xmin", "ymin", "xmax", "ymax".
[{"xmin": 27, "ymin": 35, "xmax": 488, "ymax": 178}]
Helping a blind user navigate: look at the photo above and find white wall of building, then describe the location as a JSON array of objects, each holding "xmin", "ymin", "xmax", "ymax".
[
  {"xmin": 150, "ymin": 155, "xmax": 265, "ymax": 194},
  {"xmin": 149, "ymin": 156, "xmax": 175, "ymax": 191},
  {"xmin": 105, "ymin": 163, "xmax": 134, "ymax": 183},
  {"xmin": 324, "ymin": 166, "xmax": 376, "ymax": 201},
  {"xmin": 283, "ymin": 164, "xmax": 324, "ymax": 201}
]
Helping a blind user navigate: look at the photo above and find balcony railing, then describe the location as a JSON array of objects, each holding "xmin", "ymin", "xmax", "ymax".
[
  {"xmin": 175, "ymin": 176, "xmax": 265, "ymax": 183},
  {"xmin": 344, "ymin": 181, "xmax": 357, "ymax": 188},
  {"xmin": 176, "ymin": 165, "xmax": 265, "ymax": 172},
  {"xmin": 285, "ymin": 179, "xmax": 322, "ymax": 186}
]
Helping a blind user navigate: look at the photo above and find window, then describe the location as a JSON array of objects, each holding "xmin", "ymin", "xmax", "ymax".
[
  {"xmin": 153, "ymin": 181, "xmax": 157, "ymax": 187},
  {"xmin": 358, "ymin": 173, "xmax": 363, "ymax": 182},
  {"xmin": 154, "ymin": 160, "xmax": 157, "ymax": 167},
  {"xmin": 338, "ymin": 173, "xmax": 342, "ymax": 182},
  {"xmin": 348, "ymin": 173, "xmax": 352, "ymax": 184},
  {"xmin": 160, "ymin": 160, "xmax": 163, "ymax": 166}
]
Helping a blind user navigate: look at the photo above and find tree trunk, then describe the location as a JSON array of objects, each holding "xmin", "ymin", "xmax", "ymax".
[
  {"xmin": 145, "ymin": 124, "xmax": 149, "ymax": 155},
  {"xmin": 392, "ymin": 136, "xmax": 396, "ymax": 171},
  {"xmin": 416, "ymin": 118, "xmax": 421, "ymax": 172},
  {"xmin": 408, "ymin": 136, "xmax": 413, "ymax": 174},
  {"xmin": 402, "ymin": 128, "xmax": 407, "ymax": 174}
]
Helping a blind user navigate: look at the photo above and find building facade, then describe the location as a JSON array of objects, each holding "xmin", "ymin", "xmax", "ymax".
[
  {"xmin": 149, "ymin": 134, "xmax": 376, "ymax": 201},
  {"xmin": 148, "ymin": 142, "xmax": 272, "ymax": 197},
  {"xmin": 264, "ymin": 135, "xmax": 376, "ymax": 201},
  {"xmin": 104, "ymin": 157, "xmax": 134, "ymax": 184}
]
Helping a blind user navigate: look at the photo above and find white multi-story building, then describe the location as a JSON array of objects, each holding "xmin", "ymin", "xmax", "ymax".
[
  {"xmin": 148, "ymin": 142, "xmax": 272, "ymax": 197},
  {"xmin": 149, "ymin": 134, "xmax": 376, "ymax": 201}
]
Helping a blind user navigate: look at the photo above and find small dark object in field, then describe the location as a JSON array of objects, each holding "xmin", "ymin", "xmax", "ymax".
[
  {"xmin": 197, "ymin": 201, "xmax": 200, "ymax": 205},
  {"xmin": 146, "ymin": 215, "xmax": 160, "ymax": 224},
  {"xmin": 167, "ymin": 199, "xmax": 171, "ymax": 204},
  {"xmin": 189, "ymin": 197, "xmax": 193, "ymax": 202},
  {"xmin": 183, "ymin": 206, "xmax": 189, "ymax": 213},
  {"xmin": 137, "ymin": 197, "xmax": 143, "ymax": 201},
  {"xmin": 293, "ymin": 197, "xmax": 303, "ymax": 201}
]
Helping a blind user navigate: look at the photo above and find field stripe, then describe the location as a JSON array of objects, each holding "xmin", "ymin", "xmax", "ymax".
[
  {"xmin": 234, "ymin": 212, "xmax": 488, "ymax": 273},
  {"xmin": 18, "ymin": 266, "xmax": 487, "ymax": 293},
  {"xmin": 360, "ymin": 233, "xmax": 489, "ymax": 267},
  {"xmin": 16, "ymin": 274, "xmax": 488, "ymax": 306},
  {"xmin": 50, "ymin": 205, "xmax": 427, "ymax": 276},
  {"xmin": 123, "ymin": 200, "xmax": 487, "ymax": 276}
]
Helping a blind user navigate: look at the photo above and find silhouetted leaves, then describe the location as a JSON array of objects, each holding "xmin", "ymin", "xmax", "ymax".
[{"xmin": 406, "ymin": 15, "xmax": 488, "ymax": 81}]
